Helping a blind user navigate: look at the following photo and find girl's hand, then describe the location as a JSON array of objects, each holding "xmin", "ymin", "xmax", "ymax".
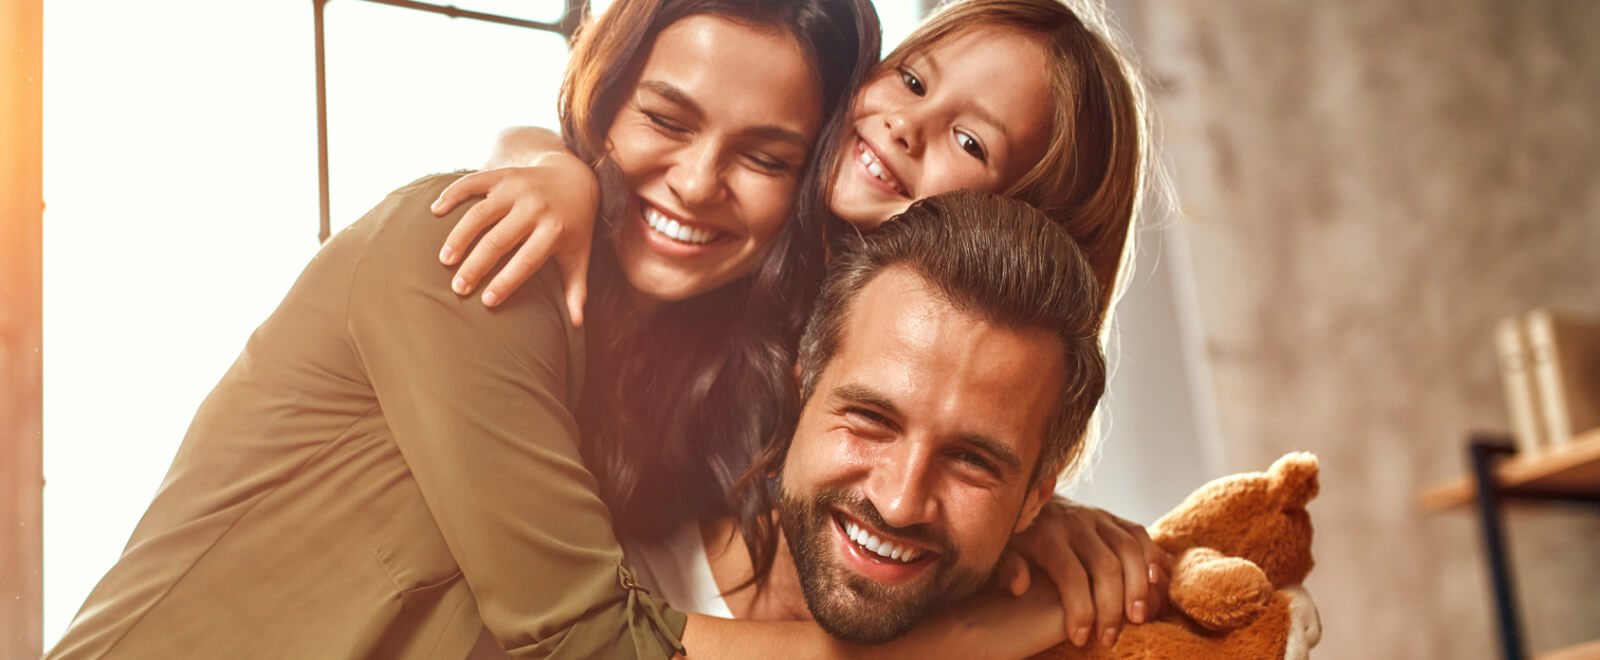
[
  {"xmin": 994, "ymin": 496, "xmax": 1171, "ymax": 650},
  {"xmin": 431, "ymin": 154, "xmax": 598, "ymax": 325}
]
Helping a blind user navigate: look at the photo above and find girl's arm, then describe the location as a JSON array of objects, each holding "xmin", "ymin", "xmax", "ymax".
[{"xmin": 433, "ymin": 126, "xmax": 597, "ymax": 324}]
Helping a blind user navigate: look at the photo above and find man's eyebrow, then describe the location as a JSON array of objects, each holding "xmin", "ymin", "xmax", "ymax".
[
  {"xmin": 958, "ymin": 432, "xmax": 1025, "ymax": 476},
  {"xmin": 638, "ymin": 80, "xmax": 812, "ymax": 149},
  {"xmin": 830, "ymin": 383, "xmax": 901, "ymax": 417},
  {"xmin": 833, "ymin": 381, "xmax": 1026, "ymax": 475}
]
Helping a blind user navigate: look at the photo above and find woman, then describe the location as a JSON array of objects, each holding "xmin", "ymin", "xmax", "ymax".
[
  {"xmin": 45, "ymin": 0, "xmax": 1031, "ymax": 658},
  {"xmin": 434, "ymin": 0, "xmax": 1166, "ymax": 649}
]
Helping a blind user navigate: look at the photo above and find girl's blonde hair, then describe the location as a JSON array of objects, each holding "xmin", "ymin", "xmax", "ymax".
[
  {"xmin": 884, "ymin": 0, "xmax": 1166, "ymax": 325},
  {"xmin": 885, "ymin": 0, "xmax": 1173, "ymax": 483}
]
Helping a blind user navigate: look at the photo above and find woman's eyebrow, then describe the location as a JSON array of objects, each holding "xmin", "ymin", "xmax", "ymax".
[
  {"xmin": 638, "ymin": 80, "xmax": 706, "ymax": 120},
  {"xmin": 638, "ymin": 80, "xmax": 811, "ymax": 148}
]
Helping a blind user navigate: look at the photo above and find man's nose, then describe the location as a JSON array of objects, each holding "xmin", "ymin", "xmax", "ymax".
[
  {"xmin": 665, "ymin": 141, "xmax": 727, "ymax": 209},
  {"xmin": 864, "ymin": 442, "xmax": 939, "ymax": 529}
]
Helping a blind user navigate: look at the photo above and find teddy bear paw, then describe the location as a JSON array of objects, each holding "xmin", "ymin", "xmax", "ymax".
[{"xmin": 1283, "ymin": 585, "xmax": 1322, "ymax": 660}]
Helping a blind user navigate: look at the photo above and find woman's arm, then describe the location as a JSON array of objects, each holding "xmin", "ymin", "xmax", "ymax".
[
  {"xmin": 997, "ymin": 496, "xmax": 1172, "ymax": 649},
  {"xmin": 433, "ymin": 126, "xmax": 597, "ymax": 323},
  {"xmin": 344, "ymin": 174, "xmax": 1068, "ymax": 660},
  {"xmin": 680, "ymin": 579, "xmax": 1068, "ymax": 660}
]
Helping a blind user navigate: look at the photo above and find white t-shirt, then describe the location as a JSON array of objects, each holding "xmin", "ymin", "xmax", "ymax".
[{"xmin": 624, "ymin": 521, "xmax": 735, "ymax": 619}]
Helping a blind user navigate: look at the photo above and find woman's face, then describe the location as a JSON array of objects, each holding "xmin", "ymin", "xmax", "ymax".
[
  {"xmin": 609, "ymin": 14, "xmax": 824, "ymax": 307},
  {"xmin": 829, "ymin": 26, "xmax": 1056, "ymax": 230}
]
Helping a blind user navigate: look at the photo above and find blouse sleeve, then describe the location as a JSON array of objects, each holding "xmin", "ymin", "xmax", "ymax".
[{"xmin": 341, "ymin": 173, "xmax": 686, "ymax": 659}]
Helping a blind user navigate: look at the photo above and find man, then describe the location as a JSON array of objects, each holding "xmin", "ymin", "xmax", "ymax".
[
  {"xmin": 634, "ymin": 189, "xmax": 1107, "ymax": 647},
  {"xmin": 629, "ymin": 191, "xmax": 1321, "ymax": 659}
]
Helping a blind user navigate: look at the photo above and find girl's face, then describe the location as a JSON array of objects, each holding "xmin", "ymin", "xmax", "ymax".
[
  {"xmin": 829, "ymin": 26, "xmax": 1056, "ymax": 230},
  {"xmin": 609, "ymin": 14, "xmax": 823, "ymax": 307}
]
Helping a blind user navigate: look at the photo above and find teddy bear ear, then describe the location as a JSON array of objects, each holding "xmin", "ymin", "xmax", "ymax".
[{"xmin": 1271, "ymin": 452, "xmax": 1320, "ymax": 507}]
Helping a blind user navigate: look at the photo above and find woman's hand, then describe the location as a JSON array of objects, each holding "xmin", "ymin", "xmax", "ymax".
[
  {"xmin": 994, "ymin": 496, "xmax": 1172, "ymax": 649},
  {"xmin": 431, "ymin": 153, "xmax": 598, "ymax": 325}
]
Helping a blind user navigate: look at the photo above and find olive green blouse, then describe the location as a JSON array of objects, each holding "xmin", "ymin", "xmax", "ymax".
[{"xmin": 47, "ymin": 174, "xmax": 687, "ymax": 659}]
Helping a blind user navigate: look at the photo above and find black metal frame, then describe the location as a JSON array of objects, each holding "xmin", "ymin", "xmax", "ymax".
[
  {"xmin": 311, "ymin": 0, "xmax": 585, "ymax": 242},
  {"xmin": 1465, "ymin": 434, "xmax": 1600, "ymax": 660}
]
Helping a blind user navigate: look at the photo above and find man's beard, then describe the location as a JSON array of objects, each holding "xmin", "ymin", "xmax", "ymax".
[{"xmin": 775, "ymin": 486, "xmax": 990, "ymax": 645}]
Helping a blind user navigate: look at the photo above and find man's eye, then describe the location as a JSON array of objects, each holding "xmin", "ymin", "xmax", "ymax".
[
  {"xmin": 844, "ymin": 407, "xmax": 892, "ymax": 429},
  {"xmin": 956, "ymin": 132, "xmax": 986, "ymax": 162},
  {"xmin": 957, "ymin": 452, "xmax": 998, "ymax": 475},
  {"xmin": 899, "ymin": 69, "xmax": 926, "ymax": 96}
]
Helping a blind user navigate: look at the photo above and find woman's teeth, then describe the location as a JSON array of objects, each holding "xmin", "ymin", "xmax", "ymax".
[
  {"xmin": 643, "ymin": 205, "xmax": 718, "ymax": 245},
  {"xmin": 844, "ymin": 519, "xmax": 924, "ymax": 564},
  {"xmin": 858, "ymin": 147, "xmax": 906, "ymax": 195}
]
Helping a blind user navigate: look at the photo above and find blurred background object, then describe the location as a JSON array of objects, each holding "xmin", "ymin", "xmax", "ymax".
[{"xmin": 17, "ymin": 0, "xmax": 1600, "ymax": 658}]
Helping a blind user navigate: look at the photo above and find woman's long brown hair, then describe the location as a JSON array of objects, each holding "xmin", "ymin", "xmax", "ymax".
[{"xmin": 556, "ymin": 0, "xmax": 881, "ymax": 577}]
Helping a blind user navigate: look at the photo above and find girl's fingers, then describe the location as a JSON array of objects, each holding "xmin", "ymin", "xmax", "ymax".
[
  {"xmin": 482, "ymin": 224, "xmax": 561, "ymax": 309},
  {"xmin": 453, "ymin": 215, "xmax": 526, "ymax": 297}
]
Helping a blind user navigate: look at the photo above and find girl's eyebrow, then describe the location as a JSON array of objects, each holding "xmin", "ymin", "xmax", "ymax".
[{"xmin": 638, "ymin": 79, "xmax": 811, "ymax": 148}]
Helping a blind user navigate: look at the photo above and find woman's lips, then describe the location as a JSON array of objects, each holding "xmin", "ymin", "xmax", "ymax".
[{"xmin": 631, "ymin": 199, "xmax": 730, "ymax": 258}]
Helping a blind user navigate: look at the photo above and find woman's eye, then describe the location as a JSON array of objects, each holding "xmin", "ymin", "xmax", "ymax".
[
  {"xmin": 899, "ymin": 69, "xmax": 926, "ymax": 96},
  {"xmin": 646, "ymin": 112, "xmax": 688, "ymax": 134},
  {"xmin": 746, "ymin": 154, "xmax": 791, "ymax": 173},
  {"xmin": 956, "ymin": 131, "xmax": 987, "ymax": 162}
]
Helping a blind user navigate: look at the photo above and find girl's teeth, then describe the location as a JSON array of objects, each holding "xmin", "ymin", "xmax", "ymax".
[{"xmin": 867, "ymin": 162, "xmax": 884, "ymax": 178}]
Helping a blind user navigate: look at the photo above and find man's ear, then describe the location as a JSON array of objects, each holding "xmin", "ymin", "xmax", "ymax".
[{"xmin": 1013, "ymin": 474, "xmax": 1058, "ymax": 534}]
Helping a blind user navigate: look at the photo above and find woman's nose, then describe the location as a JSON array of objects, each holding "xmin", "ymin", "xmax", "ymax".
[{"xmin": 665, "ymin": 142, "xmax": 727, "ymax": 209}]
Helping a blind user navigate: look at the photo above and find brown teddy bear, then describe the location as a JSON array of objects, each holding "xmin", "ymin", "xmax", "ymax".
[{"xmin": 1034, "ymin": 452, "xmax": 1323, "ymax": 660}]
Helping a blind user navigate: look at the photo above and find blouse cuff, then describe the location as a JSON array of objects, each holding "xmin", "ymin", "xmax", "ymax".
[{"xmin": 619, "ymin": 558, "xmax": 687, "ymax": 659}]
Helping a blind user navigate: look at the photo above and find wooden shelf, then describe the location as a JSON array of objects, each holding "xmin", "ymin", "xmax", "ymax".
[
  {"xmin": 1418, "ymin": 427, "xmax": 1600, "ymax": 512},
  {"xmin": 1538, "ymin": 639, "xmax": 1600, "ymax": 660}
]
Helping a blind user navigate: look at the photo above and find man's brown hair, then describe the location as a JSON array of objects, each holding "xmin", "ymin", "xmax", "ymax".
[
  {"xmin": 798, "ymin": 190, "xmax": 1106, "ymax": 483},
  {"xmin": 732, "ymin": 190, "xmax": 1106, "ymax": 590}
]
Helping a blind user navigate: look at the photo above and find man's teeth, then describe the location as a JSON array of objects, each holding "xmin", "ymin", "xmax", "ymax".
[
  {"xmin": 844, "ymin": 520, "xmax": 924, "ymax": 563},
  {"xmin": 858, "ymin": 147, "xmax": 904, "ymax": 193},
  {"xmin": 643, "ymin": 205, "xmax": 717, "ymax": 245}
]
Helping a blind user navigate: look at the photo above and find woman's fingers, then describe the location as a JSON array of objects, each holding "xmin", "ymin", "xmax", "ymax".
[
  {"xmin": 1070, "ymin": 530, "xmax": 1127, "ymax": 648},
  {"xmin": 1095, "ymin": 518, "xmax": 1153, "ymax": 625},
  {"xmin": 1120, "ymin": 518, "xmax": 1170, "ymax": 617},
  {"xmin": 992, "ymin": 548, "xmax": 1032, "ymax": 597},
  {"xmin": 1048, "ymin": 544, "xmax": 1095, "ymax": 648}
]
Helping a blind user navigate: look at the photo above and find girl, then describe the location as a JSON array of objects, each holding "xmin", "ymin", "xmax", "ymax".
[{"xmin": 434, "ymin": 0, "xmax": 1168, "ymax": 650}]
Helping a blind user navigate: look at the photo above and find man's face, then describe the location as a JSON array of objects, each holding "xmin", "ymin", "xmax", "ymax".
[{"xmin": 777, "ymin": 266, "xmax": 1064, "ymax": 644}]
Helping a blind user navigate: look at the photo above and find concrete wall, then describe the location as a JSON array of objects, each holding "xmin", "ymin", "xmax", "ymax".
[{"xmin": 1116, "ymin": 1, "xmax": 1600, "ymax": 657}]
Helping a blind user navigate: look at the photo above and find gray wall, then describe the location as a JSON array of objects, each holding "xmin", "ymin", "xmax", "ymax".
[{"xmin": 1109, "ymin": 1, "xmax": 1600, "ymax": 657}]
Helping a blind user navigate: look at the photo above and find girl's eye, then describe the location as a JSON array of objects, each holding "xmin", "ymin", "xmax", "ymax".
[
  {"xmin": 956, "ymin": 131, "xmax": 987, "ymax": 162},
  {"xmin": 646, "ymin": 112, "xmax": 688, "ymax": 134},
  {"xmin": 899, "ymin": 69, "xmax": 926, "ymax": 96}
]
